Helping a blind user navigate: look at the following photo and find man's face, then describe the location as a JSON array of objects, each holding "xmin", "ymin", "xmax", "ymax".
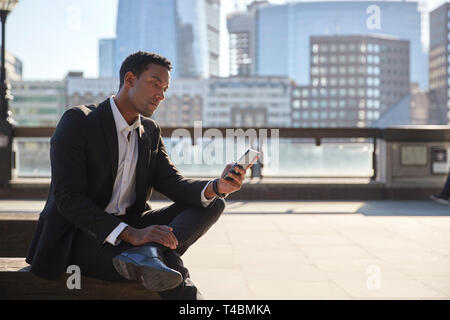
[{"xmin": 127, "ymin": 63, "xmax": 170, "ymax": 117}]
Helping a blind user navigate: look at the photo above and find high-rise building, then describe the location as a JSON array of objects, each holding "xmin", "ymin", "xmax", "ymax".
[
  {"xmin": 227, "ymin": 1, "xmax": 269, "ymax": 77},
  {"xmin": 429, "ymin": 2, "xmax": 450, "ymax": 124},
  {"xmin": 113, "ymin": 0, "xmax": 220, "ymax": 79},
  {"xmin": 291, "ymin": 35, "xmax": 410, "ymax": 128},
  {"xmin": 256, "ymin": 1, "xmax": 427, "ymax": 88},
  {"xmin": 10, "ymin": 80, "xmax": 66, "ymax": 127},
  {"xmin": 98, "ymin": 39, "xmax": 116, "ymax": 78},
  {"xmin": 115, "ymin": 0, "xmax": 178, "ymax": 77}
]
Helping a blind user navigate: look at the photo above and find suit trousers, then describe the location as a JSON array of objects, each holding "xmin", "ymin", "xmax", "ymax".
[{"xmin": 67, "ymin": 198, "xmax": 225, "ymax": 299}]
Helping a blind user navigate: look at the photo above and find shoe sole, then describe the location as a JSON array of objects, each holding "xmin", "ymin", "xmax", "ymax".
[
  {"xmin": 430, "ymin": 196, "xmax": 449, "ymax": 206},
  {"xmin": 112, "ymin": 254, "xmax": 183, "ymax": 292}
]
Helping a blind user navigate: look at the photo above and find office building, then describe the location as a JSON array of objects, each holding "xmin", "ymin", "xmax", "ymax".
[
  {"xmin": 10, "ymin": 80, "xmax": 66, "ymax": 127},
  {"xmin": 113, "ymin": 0, "xmax": 220, "ymax": 79},
  {"xmin": 152, "ymin": 78, "xmax": 206, "ymax": 127},
  {"xmin": 291, "ymin": 35, "xmax": 410, "ymax": 128},
  {"xmin": 204, "ymin": 76, "xmax": 292, "ymax": 127},
  {"xmin": 65, "ymin": 72, "xmax": 118, "ymax": 107},
  {"xmin": 227, "ymin": 1, "xmax": 269, "ymax": 77},
  {"xmin": 98, "ymin": 38, "xmax": 116, "ymax": 78},
  {"xmin": 256, "ymin": 1, "xmax": 426, "ymax": 88},
  {"xmin": 429, "ymin": 2, "xmax": 450, "ymax": 124}
]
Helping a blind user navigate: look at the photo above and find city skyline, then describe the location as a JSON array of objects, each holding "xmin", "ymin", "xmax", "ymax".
[{"xmin": 6, "ymin": 0, "xmax": 449, "ymax": 81}]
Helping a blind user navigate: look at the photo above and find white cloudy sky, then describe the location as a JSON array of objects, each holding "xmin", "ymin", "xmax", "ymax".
[{"xmin": 6, "ymin": 0, "xmax": 448, "ymax": 80}]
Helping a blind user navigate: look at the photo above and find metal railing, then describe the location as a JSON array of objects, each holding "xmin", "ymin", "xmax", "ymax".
[{"xmin": 11, "ymin": 126, "xmax": 450, "ymax": 180}]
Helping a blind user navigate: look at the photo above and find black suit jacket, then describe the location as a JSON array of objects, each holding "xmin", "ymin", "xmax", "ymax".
[{"xmin": 26, "ymin": 98, "xmax": 209, "ymax": 280}]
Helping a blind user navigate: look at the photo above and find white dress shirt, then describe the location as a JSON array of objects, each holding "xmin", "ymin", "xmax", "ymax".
[{"xmin": 104, "ymin": 96, "xmax": 215, "ymax": 246}]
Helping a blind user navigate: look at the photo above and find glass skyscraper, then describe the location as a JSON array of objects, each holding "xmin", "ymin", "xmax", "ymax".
[
  {"xmin": 98, "ymin": 39, "xmax": 116, "ymax": 78},
  {"xmin": 114, "ymin": 0, "xmax": 220, "ymax": 79},
  {"xmin": 115, "ymin": 0, "xmax": 178, "ymax": 77},
  {"xmin": 256, "ymin": 1, "xmax": 427, "ymax": 88}
]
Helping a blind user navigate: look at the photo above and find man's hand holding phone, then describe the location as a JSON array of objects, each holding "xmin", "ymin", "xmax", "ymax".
[
  {"xmin": 205, "ymin": 148, "xmax": 259, "ymax": 199},
  {"xmin": 216, "ymin": 163, "xmax": 248, "ymax": 195}
]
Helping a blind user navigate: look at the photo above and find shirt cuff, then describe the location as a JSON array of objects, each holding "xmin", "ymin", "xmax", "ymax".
[
  {"xmin": 104, "ymin": 222, "xmax": 129, "ymax": 246},
  {"xmin": 201, "ymin": 180, "xmax": 216, "ymax": 207}
]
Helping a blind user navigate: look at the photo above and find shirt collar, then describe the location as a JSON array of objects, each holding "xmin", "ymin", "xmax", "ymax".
[{"xmin": 109, "ymin": 96, "xmax": 143, "ymax": 138}]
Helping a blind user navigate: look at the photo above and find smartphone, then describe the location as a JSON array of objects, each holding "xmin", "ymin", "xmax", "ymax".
[{"xmin": 222, "ymin": 148, "xmax": 260, "ymax": 181}]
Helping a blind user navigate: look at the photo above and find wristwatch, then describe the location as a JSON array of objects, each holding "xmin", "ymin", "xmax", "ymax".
[{"xmin": 212, "ymin": 178, "xmax": 226, "ymax": 198}]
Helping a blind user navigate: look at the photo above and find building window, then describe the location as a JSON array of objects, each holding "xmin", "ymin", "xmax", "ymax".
[
  {"xmin": 302, "ymin": 89, "xmax": 309, "ymax": 97},
  {"xmin": 312, "ymin": 44, "xmax": 319, "ymax": 53},
  {"xmin": 293, "ymin": 100, "xmax": 301, "ymax": 109},
  {"xmin": 313, "ymin": 55, "xmax": 319, "ymax": 64}
]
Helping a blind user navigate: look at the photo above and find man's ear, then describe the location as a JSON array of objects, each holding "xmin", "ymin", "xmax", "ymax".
[{"xmin": 124, "ymin": 71, "xmax": 135, "ymax": 88}]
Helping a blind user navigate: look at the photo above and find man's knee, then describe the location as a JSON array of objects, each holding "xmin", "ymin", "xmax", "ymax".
[{"xmin": 205, "ymin": 197, "xmax": 225, "ymax": 222}]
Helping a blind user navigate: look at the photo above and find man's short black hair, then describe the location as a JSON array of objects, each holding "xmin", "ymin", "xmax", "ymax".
[{"xmin": 119, "ymin": 51, "xmax": 172, "ymax": 89}]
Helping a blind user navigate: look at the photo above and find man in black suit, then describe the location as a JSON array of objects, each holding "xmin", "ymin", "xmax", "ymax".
[{"xmin": 26, "ymin": 51, "xmax": 248, "ymax": 300}]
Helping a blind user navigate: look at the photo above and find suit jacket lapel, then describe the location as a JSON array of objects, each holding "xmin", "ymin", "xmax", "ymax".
[
  {"xmin": 98, "ymin": 99, "xmax": 119, "ymax": 181},
  {"xmin": 134, "ymin": 123, "xmax": 150, "ymax": 209}
]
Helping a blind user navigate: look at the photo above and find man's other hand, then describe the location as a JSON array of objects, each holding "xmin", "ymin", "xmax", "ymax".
[{"xmin": 118, "ymin": 225, "xmax": 178, "ymax": 249}]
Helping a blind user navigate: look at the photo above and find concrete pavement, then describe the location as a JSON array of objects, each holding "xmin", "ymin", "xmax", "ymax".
[{"xmin": 1, "ymin": 199, "xmax": 449, "ymax": 299}]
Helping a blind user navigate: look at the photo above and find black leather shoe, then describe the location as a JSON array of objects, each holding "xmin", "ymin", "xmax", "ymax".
[{"xmin": 112, "ymin": 246, "xmax": 183, "ymax": 292}]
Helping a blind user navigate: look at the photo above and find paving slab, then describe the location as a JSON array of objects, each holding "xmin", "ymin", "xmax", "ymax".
[{"xmin": 1, "ymin": 199, "xmax": 450, "ymax": 299}]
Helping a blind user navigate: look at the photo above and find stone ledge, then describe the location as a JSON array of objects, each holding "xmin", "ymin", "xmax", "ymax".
[{"xmin": 0, "ymin": 258, "xmax": 160, "ymax": 300}]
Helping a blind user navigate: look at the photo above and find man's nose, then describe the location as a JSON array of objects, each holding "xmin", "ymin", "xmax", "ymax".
[{"xmin": 155, "ymin": 90, "xmax": 165, "ymax": 101}]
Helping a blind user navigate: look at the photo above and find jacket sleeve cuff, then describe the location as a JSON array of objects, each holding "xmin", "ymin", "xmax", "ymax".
[
  {"xmin": 104, "ymin": 222, "xmax": 128, "ymax": 246},
  {"xmin": 200, "ymin": 180, "xmax": 216, "ymax": 207}
]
